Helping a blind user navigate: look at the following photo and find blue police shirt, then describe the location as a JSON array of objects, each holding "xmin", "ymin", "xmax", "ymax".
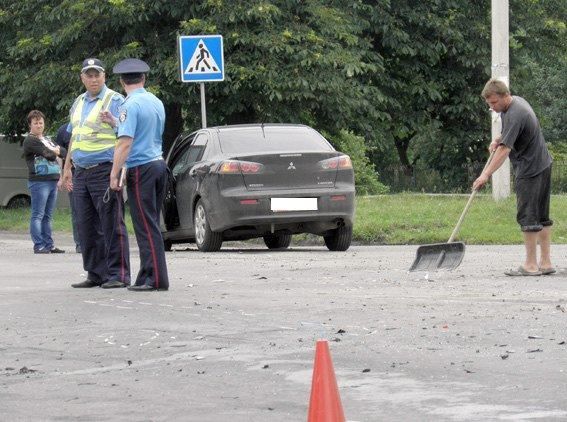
[
  {"xmin": 67, "ymin": 85, "xmax": 123, "ymax": 168},
  {"xmin": 117, "ymin": 88, "xmax": 165, "ymax": 168}
]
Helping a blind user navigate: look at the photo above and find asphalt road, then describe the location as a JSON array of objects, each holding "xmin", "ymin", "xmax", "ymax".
[{"xmin": 1, "ymin": 232, "xmax": 566, "ymax": 421}]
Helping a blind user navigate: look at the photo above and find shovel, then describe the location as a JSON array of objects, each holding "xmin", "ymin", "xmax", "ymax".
[{"xmin": 409, "ymin": 150, "xmax": 495, "ymax": 272}]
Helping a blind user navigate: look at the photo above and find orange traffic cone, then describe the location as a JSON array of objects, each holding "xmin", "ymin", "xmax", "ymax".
[{"xmin": 307, "ymin": 339, "xmax": 346, "ymax": 422}]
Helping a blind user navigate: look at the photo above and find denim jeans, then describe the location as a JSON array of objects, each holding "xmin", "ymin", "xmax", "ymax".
[{"xmin": 28, "ymin": 180, "xmax": 58, "ymax": 252}]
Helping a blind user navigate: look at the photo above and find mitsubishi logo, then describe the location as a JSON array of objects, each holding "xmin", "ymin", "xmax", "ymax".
[{"xmin": 287, "ymin": 162, "xmax": 296, "ymax": 170}]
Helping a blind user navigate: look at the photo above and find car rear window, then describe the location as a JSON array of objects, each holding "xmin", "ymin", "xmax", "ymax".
[{"xmin": 218, "ymin": 126, "xmax": 334, "ymax": 154}]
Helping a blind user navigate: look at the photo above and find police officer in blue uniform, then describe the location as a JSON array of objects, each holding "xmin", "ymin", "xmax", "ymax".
[{"xmin": 110, "ymin": 58, "xmax": 169, "ymax": 291}]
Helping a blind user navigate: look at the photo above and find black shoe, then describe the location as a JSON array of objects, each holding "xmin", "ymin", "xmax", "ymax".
[
  {"xmin": 50, "ymin": 247, "xmax": 65, "ymax": 253},
  {"xmin": 101, "ymin": 280, "xmax": 128, "ymax": 289},
  {"xmin": 71, "ymin": 280, "xmax": 101, "ymax": 288},
  {"xmin": 34, "ymin": 248, "xmax": 50, "ymax": 254},
  {"xmin": 127, "ymin": 284, "xmax": 168, "ymax": 292}
]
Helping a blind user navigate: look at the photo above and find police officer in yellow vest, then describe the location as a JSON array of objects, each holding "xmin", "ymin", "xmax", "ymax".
[{"xmin": 62, "ymin": 58, "xmax": 131, "ymax": 289}]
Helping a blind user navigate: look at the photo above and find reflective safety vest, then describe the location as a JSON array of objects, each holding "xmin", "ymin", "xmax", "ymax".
[{"xmin": 70, "ymin": 89, "xmax": 117, "ymax": 153}]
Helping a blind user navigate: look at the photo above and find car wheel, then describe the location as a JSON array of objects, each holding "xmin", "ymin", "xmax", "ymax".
[
  {"xmin": 323, "ymin": 225, "xmax": 353, "ymax": 251},
  {"xmin": 263, "ymin": 232, "xmax": 292, "ymax": 250},
  {"xmin": 7, "ymin": 195, "xmax": 31, "ymax": 209},
  {"xmin": 194, "ymin": 199, "xmax": 222, "ymax": 252},
  {"xmin": 163, "ymin": 239, "xmax": 172, "ymax": 252}
]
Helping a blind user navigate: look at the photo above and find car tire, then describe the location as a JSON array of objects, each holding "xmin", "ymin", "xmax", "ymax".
[
  {"xmin": 163, "ymin": 239, "xmax": 172, "ymax": 252},
  {"xmin": 7, "ymin": 195, "xmax": 31, "ymax": 209},
  {"xmin": 263, "ymin": 232, "xmax": 292, "ymax": 250},
  {"xmin": 323, "ymin": 225, "xmax": 352, "ymax": 251},
  {"xmin": 194, "ymin": 199, "xmax": 222, "ymax": 252}
]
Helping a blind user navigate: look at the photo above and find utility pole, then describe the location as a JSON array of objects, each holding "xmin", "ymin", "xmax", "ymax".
[{"xmin": 491, "ymin": 0, "xmax": 511, "ymax": 200}]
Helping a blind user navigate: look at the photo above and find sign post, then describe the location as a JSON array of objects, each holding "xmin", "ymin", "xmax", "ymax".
[
  {"xmin": 178, "ymin": 35, "xmax": 225, "ymax": 129},
  {"xmin": 200, "ymin": 82, "xmax": 207, "ymax": 128}
]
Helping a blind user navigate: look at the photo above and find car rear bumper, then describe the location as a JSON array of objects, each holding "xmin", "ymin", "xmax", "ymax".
[{"xmin": 206, "ymin": 188, "xmax": 355, "ymax": 234}]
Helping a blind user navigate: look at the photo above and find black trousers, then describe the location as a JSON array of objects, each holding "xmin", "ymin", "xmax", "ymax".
[
  {"xmin": 73, "ymin": 163, "xmax": 131, "ymax": 283},
  {"xmin": 127, "ymin": 160, "xmax": 169, "ymax": 289},
  {"xmin": 515, "ymin": 164, "xmax": 553, "ymax": 232}
]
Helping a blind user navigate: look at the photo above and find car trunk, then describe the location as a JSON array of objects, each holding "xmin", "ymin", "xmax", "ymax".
[{"xmin": 234, "ymin": 152, "xmax": 339, "ymax": 191}]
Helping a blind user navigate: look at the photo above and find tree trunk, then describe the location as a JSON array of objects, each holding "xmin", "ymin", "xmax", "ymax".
[{"xmin": 394, "ymin": 138, "xmax": 414, "ymax": 176}]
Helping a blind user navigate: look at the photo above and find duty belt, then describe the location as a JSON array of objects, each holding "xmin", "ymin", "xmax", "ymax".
[{"xmin": 77, "ymin": 162, "xmax": 112, "ymax": 170}]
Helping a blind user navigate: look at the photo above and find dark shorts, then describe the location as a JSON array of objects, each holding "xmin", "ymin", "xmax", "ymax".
[{"xmin": 515, "ymin": 165, "xmax": 553, "ymax": 232}]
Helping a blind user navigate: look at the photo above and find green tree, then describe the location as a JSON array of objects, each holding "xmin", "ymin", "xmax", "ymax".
[
  {"xmin": 355, "ymin": 0, "xmax": 565, "ymax": 191},
  {"xmin": 1, "ymin": 0, "xmax": 564, "ymax": 194},
  {"xmin": 510, "ymin": 0, "xmax": 567, "ymax": 143},
  {"xmin": 360, "ymin": 0, "xmax": 492, "ymax": 190},
  {"xmin": 0, "ymin": 0, "xmax": 383, "ymax": 154}
]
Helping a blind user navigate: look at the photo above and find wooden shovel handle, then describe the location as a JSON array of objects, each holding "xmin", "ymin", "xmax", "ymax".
[{"xmin": 448, "ymin": 150, "xmax": 496, "ymax": 243}]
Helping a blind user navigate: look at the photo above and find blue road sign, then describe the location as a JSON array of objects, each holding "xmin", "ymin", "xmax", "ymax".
[{"xmin": 178, "ymin": 35, "xmax": 224, "ymax": 83}]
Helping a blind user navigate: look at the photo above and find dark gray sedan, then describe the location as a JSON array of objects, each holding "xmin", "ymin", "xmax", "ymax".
[{"xmin": 161, "ymin": 124, "xmax": 355, "ymax": 252}]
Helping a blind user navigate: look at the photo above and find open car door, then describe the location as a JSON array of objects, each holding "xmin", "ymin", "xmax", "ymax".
[
  {"xmin": 161, "ymin": 133, "xmax": 196, "ymax": 232},
  {"xmin": 162, "ymin": 166, "xmax": 179, "ymax": 231}
]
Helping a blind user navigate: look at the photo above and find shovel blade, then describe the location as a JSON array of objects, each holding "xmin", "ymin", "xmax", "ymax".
[{"xmin": 409, "ymin": 242, "xmax": 465, "ymax": 272}]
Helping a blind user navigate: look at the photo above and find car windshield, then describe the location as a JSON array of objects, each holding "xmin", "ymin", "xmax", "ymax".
[{"xmin": 218, "ymin": 126, "xmax": 333, "ymax": 154}]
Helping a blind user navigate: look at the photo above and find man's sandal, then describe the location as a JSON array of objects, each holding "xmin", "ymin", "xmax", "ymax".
[
  {"xmin": 540, "ymin": 268, "xmax": 556, "ymax": 275},
  {"xmin": 504, "ymin": 266, "xmax": 542, "ymax": 277}
]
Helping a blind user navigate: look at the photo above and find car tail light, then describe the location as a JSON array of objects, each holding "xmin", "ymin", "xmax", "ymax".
[
  {"xmin": 338, "ymin": 156, "xmax": 352, "ymax": 169},
  {"xmin": 331, "ymin": 195, "xmax": 346, "ymax": 201},
  {"xmin": 240, "ymin": 199, "xmax": 258, "ymax": 205},
  {"xmin": 219, "ymin": 161, "xmax": 240, "ymax": 174},
  {"xmin": 319, "ymin": 155, "xmax": 352, "ymax": 170},
  {"xmin": 218, "ymin": 160, "xmax": 264, "ymax": 174}
]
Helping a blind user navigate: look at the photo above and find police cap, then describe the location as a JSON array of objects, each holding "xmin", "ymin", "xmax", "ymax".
[
  {"xmin": 113, "ymin": 58, "xmax": 150, "ymax": 75},
  {"xmin": 81, "ymin": 58, "xmax": 105, "ymax": 73}
]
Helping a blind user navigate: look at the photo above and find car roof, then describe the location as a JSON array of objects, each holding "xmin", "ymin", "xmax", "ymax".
[
  {"xmin": 181, "ymin": 123, "xmax": 313, "ymax": 137},
  {"xmin": 211, "ymin": 123, "xmax": 315, "ymax": 135},
  {"xmin": 211, "ymin": 123, "xmax": 309, "ymax": 130}
]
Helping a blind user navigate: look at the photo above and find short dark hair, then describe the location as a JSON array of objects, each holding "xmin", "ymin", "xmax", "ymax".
[
  {"xmin": 27, "ymin": 110, "xmax": 45, "ymax": 125},
  {"xmin": 121, "ymin": 73, "xmax": 145, "ymax": 85}
]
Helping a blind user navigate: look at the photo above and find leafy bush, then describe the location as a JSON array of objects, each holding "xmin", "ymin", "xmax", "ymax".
[
  {"xmin": 548, "ymin": 142, "xmax": 567, "ymax": 161},
  {"xmin": 325, "ymin": 130, "xmax": 389, "ymax": 195}
]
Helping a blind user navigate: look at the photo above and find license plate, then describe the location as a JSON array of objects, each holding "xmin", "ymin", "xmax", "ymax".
[{"xmin": 271, "ymin": 197, "xmax": 317, "ymax": 212}]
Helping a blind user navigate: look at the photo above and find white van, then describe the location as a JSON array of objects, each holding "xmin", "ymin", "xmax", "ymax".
[{"xmin": 0, "ymin": 137, "xmax": 69, "ymax": 208}]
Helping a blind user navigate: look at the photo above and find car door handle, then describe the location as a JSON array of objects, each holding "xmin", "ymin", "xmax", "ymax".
[{"xmin": 191, "ymin": 166, "xmax": 210, "ymax": 178}]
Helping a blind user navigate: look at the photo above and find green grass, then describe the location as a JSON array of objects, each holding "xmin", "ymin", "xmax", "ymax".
[
  {"xmin": 0, "ymin": 207, "xmax": 134, "ymax": 234},
  {"xmin": 355, "ymin": 194, "xmax": 567, "ymax": 244},
  {"xmin": 3, "ymin": 194, "xmax": 567, "ymax": 245}
]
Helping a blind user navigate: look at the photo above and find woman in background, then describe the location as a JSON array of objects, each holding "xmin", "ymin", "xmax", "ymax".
[{"xmin": 23, "ymin": 110, "xmax": 67, "ymax": 254}]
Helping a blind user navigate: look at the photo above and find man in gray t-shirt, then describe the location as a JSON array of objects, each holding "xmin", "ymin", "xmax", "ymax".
[
  {"xmin": 473, "ymin": 79, "xmax": 553, "ymax": 277},
  {"xmin": 500, "ymin": 96, "xmax": 552, "ymax": 178}
]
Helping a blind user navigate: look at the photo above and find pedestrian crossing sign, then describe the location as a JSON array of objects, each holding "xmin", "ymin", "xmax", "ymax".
[{"xmin": 178, "ymin": 35, "xmax": 224, "ymax": 83}]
